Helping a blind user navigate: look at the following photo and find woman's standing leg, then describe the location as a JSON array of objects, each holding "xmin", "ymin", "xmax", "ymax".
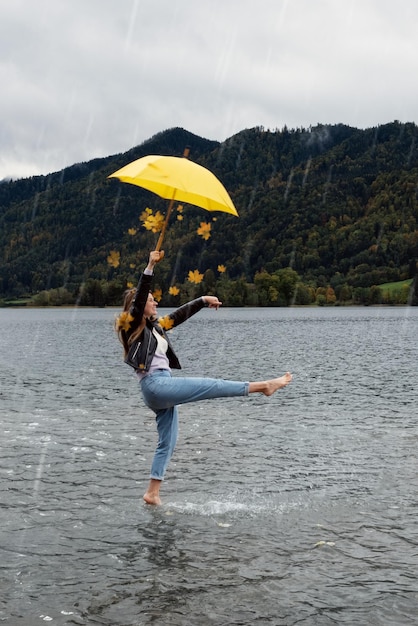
[{"xmin": 143, "ymin": 405, "xmax": 178, "ymax": 505}]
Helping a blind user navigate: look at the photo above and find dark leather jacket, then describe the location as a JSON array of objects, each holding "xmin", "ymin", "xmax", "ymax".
[{"xmin": 123, "ymin": 271, "xmax": 207, "ymax": 372}]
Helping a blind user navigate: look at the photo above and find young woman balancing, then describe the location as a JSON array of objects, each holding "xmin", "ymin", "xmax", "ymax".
[{"xmin": 116, "ymin": 250, "xmax": 292, "ymax": 505}]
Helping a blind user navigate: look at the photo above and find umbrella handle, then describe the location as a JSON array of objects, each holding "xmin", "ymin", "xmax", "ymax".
[
  {"xmin": 155, "ymin": 198, "xmax": 175, "ymax": 253},
  {"xmin": 155, "ymin": 146, "xmax": 190, "ymax": 255}
]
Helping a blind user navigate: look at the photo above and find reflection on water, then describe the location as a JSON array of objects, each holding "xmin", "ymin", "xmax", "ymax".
[{"xmin": 0, "ymin": 306, "xmax": 418, "ymax": 625}]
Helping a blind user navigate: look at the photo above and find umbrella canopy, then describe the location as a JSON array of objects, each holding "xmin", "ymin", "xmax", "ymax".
[{"xmin": 108, "ymin": 154, "xmax": 238, "ymax": 217}]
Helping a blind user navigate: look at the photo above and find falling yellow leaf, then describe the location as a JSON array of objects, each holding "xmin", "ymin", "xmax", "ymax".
[
  {"xmin": 159, "ymin": 315, "xmax": 175, "ymax": 330},
  {"xmin": 153, "ymin": 288, "xmax": 162, "ymax": 302},
  {"xmin": 115, "ymin": 311, "xmax": 134, "ymax": 332},
  {"xmin": 177, "ymin": 214, "xmax": 184, "ymax": 221},
  {"xmin": 218, "ymin": 264, "xmax": 226, "ymax": 274},
  {"xmin": 140, "ymin": 207, "xmax": 153, "ymax": 221},
  {"xmin": 130, "ymin": 263, "xmax": 135, "ymax": 269},
  {"xmin": 188, "ymin": 269, "xmax": 204, "ymax": 284},
  {"xmin": 177, "ymin": 205, "xmax": 183, "ymax": 213},
  {"xmin": 107, "ymin": 250, "xmax": 120, "ymax": 268},
  {"xmin": 141, "ymin": 210, "xmax": 165, "ymax": 233},
  {"xmin": 126, "ymin": 281, "xmax": 134, "ymax": 289},
  {"xmin": 169, "ymin": 285, "xmax": 180, "ymax": 296},
  {"xmin": 197, "ymin": 222, "xmax": 211, "ymax": 240},
  {"xmin": 128, "ymin": 228, "xmax": 137, "ymax": 236}
]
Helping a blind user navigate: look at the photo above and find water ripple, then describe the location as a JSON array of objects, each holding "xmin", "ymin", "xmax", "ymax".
[{"xmin": 1, "ymin": 307, "xmax": 418, "ymax": 624}]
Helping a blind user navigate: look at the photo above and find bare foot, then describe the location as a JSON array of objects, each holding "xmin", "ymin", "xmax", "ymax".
[
  {"xmin": 143, "ymin": 492, "xmax": 162, "ymax": 505},
  {"xmin": 263, "ymin": 372, "xmax": 293, "ymax": 396},
  {"xmin": 143, "ymin": 478, "xmax": 162, "ymax": 505}
]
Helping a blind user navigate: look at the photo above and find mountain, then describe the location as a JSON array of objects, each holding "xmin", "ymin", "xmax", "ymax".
[{"xmin": 1, "ymin": 122, "xmax": 417, "ymax": 306}]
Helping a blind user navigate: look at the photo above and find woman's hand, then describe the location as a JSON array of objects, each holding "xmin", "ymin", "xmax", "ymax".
[
  {"xmin": 203, "ymin": 295, "xmax": 222, "ymax": 309},
  {"xmin": 147, "ymin": 250, "xmax": 164, "ymax": 270}
]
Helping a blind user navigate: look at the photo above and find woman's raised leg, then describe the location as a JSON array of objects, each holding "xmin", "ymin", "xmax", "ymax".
[{"xmin": 141, "ymin": 373, "xmax": 248, "ymax": 410}]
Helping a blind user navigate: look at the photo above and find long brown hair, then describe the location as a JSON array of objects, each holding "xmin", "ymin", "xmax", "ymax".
[{"xmin": 115, "ymin": 288, "xmax": 145, "ymax": 358}]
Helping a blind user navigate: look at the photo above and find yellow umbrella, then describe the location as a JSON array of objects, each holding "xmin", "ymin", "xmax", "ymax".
[{"xmin": 108, "ymin": 151, "xmax": 238, "ymax": 250}]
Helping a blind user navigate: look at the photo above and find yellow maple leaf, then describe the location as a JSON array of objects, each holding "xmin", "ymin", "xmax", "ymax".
[
  {"xmin": 126, "ymin": 281, "xmax": 134, "ymax": 289},
  {"xmin": 177, "ymin": 205, "xmax": 184, "ymax": 213},
  {"xmin": 159, "ymin": 315, "xmax": 175, "ymax": 330},
  {"xmin": 153, "ymin": 288, "xmax": 162, "ymax": 302},
  {"xmin": 188, "ymin": 269, "xmax": 204, "ymax": 284},
  {"xmin": 107, "ymin": 250, "xmax": 120, "ymax": 268},
  {"xmin": 141, "ymin": 210, "xmax": 165, "ymax": 233},
  {"xmin": 115, "ymin": 311, "xmax": 134, "ymax": 332},
  {"xmin": 197, "ymin": 222, "xmax": 211, "ymax": 240},
  {"xmin": 128, "ymin": 228, "xmax": 137, "ymax": 236},
  {"xmin": 129, "ymin": 263, "xmax": 135, "ymax": 269},
  {"xmin": 169, "ymin": 285, "xmax": 180, "ymax": 296},
  {"xmin": 140, "ymin": 207, "xmax": 153, "ymax": 221},
  {"xmin": 218, "ymin": 264, "xmax": 226, "ymax": 274}
]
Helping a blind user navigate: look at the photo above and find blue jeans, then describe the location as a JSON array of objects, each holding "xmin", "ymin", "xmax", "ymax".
[{"xmin": 140, "ymin": 370, "xmax": 249, "ymax": 480}]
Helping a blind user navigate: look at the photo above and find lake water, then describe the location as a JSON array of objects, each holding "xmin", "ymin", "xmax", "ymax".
[{"xmin": 1, "ymin": 305, "xmax": 417, "ymax": 625}]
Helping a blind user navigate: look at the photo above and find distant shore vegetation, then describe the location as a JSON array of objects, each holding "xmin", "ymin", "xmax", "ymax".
[
  {"xmin": 1, "ymin": 123, "xmax": 418, "ymax": 307},
  {"xmin": 0, "ymin": 277, "xmax": 414, "ymax": 308}
]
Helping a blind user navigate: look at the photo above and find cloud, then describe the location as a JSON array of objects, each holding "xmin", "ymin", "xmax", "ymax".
[{"xmin": 1, "ymin": 0, "xmax": 418, "ymax": 179}]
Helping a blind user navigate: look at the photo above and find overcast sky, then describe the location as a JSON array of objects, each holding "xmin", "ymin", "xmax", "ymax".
[{"xmin": 1, "ymin": 0, "xmax": 418, "ymax": 180}]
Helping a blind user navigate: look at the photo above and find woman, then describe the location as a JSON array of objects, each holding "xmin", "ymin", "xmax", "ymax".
[{"xmin": 116, "ymin": 250, "xmax": 292, "ymax": 505}]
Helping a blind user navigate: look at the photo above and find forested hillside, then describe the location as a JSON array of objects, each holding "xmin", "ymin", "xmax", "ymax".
[{"xmin": 1, "ymin": 122, "xmax": 417, "ymax": 306}]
